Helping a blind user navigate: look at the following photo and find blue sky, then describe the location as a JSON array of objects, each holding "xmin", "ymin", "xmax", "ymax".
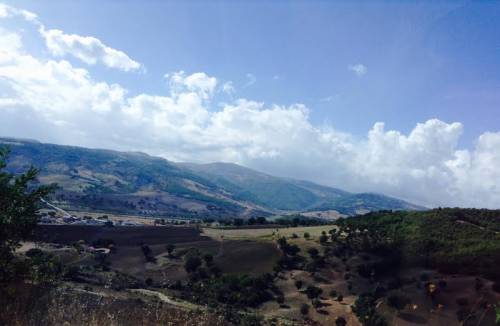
[
  {"xmin": 1, "ymin": 1, "xmax": 500, "ymax": 208},
  {"xmin": 7, "ymin": 0, "xmax": 500, "ymax": 145}
]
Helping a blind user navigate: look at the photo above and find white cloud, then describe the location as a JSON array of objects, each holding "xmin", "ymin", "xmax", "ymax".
[
  {"xmin": 1, "ymin": 3, "xmax": 141, "ymax": 72},
  {"xmin": 245, "ymin": 73, "xmax": 256, "ymax": 87},
  {"xmin": 1, "ymin": 7, "xmax": 500, "ymax": 209},
  {"xmin": 348, "ymin": 63, "xmax": 367, "ymax": 76},
  {"xmin": 0, "ymin": 3, "xmax": 38, "ymax": 22},
  {"xmin": 39, "ymin": 26, "xmax": 142, "ymax": 72},
  {"xmin": 221, "ymin": 81, "xmax": 235, "ymax": 95}
]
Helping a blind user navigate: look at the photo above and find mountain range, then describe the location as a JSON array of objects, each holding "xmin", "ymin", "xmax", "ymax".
[{"xmin": 1, "ymin": 137, "xmax": 423, "ymax": 219}]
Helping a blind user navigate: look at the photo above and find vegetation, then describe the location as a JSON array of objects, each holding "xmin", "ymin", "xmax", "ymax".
[
  {"xmin": 334, "ymin": 208, "xmax": 500, "ymax": 278},
  {"xmin": 0, "ymin": 147, "xmax": 55, "ymax": 291}
]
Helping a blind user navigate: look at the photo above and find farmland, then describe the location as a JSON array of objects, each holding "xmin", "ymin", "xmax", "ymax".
[{"xmin": 4, "ymin": 210, "xmax": 500, "ymax": 325}]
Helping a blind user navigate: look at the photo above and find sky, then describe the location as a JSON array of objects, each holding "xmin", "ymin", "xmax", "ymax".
[{"xmin": 0, "ymin": 1, "xmax": 499, "ymax": 208}]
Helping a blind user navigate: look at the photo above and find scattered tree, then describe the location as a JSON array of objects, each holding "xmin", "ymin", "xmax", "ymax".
[{"xmin": 300, "ymin": 303, "xmax": 310, "ymax": 315}]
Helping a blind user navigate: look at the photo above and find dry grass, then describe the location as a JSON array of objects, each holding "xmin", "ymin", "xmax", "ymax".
[{"xmin": 202, "ymin": 225, "xmax": 335, "ymax": 241}]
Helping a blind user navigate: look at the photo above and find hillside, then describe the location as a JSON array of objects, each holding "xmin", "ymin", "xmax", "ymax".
[
  {"xmin": 181, "ymin": 162, "xmax": 423, "ymax": 214},
  {"xmin": 1, "ymin": 137, "xmax": 422, "ymax": 218}
]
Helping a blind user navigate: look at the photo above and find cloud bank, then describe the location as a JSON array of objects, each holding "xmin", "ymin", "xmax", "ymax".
[{"xmin": 0, "ymin": 4, "xmax": 499, "ymax": 208}]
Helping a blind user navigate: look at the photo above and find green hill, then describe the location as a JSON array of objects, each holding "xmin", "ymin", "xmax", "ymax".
[{"xmin": 1, "ymin": 137, "xmax": 423, "ymax": 218}]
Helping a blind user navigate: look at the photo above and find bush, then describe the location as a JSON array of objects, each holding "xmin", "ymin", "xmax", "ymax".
[
  {"xmin": 166, "ymin": 244, "xmax": 175, "ymax": 256},
  {"xmin": 329, "ymin": 289, "xmax": 338, "ymax": 298},
  {"xmin": 305, "ymin": 285, "xmax": 322, "ymax": 299},
  {"xmin": 335, "ymin": 316, "xmax": 347, "ymax": 326},
  {"xmin": 240, "ymin": 314, "xmax": 263, "ymax": 326},
  {"xmin": 300, "ymin": 303, "xmax": 310, "ymax": 315},
  {"xmin": 304, "ymin": 232, "xmax": 310, "ymax": 239},
  {"xmin": 203, "ymin": 253, "xmax": 214, "ymax": 266},
  {"xmin": 185, "ymin": 255, "xmax": 202, "ymax": 273},
  {"xmin": 387, "ymin": 293, "xmax": 410, "ymax": 312},
  {"xmin": 295, "ymin": 280, "xmax": 303, "ymax": 289},
  {"xmin": 307, "ymin": 248, "xmax": 319, "ymax": 258}
]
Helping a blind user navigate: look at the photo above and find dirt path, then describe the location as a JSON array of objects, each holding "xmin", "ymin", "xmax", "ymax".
[
  {"xmin": 129, "ymin": 289, "xmax": 199, "ymax": 309},
  {"xmin": 456, "ymin": 219, "xmax": 500, "ymax": 234}
]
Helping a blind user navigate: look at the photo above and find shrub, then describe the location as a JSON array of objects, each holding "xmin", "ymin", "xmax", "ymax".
[
  {"xmin": 185, "ymin": 255, "xmax": 202, "ymax": 273},
  {"xmin": 240, "ymin": 314, "xmax": 263, "ymax": 326},
  {"xmin": 166, "ymin": 244, "xmax": 175, "ymax": 256},
  {"xmin": 335, "ymin": 316, "xmax": 347, "ymax": 326},
  {"xmin": 295, "ymin": 280, "xmax": 303, "ymax": 289},
  {"xmin": 203, "ymin": 253, "xmax": 214, "ymax": 266},
  {"xmin": 300, "ymin": 303, "xmax": 310, "ymax": 315},
  {"xmin": 387, "ymin": 293, "xmax": 410, "ymax": 312},
  {"xmin": 307, "ymin": 248, "xmax": 319, "ymax": 259},
  {"xmin": 304, "ymin": 232, "xmax": 310, "ymax": 239},
  {"xmin": 305, "ymin": 285, "xmax": 322, "ymax": 299}
]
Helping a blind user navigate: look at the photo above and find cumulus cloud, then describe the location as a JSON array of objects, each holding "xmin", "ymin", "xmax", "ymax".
[
  {"xmin": 39, "ymin": 26, "xmax": 142, "ymax": 72},
  {"xmin": 1, "ymin": 6, "xmax": 499, "ymax": 209},
  {"xmin": 167, "ymin": 71, "xmax": 217, "ymax": 100},
  {"xmin": 348, "ymin": 63, "xmax": 367, "ymax": 76}
]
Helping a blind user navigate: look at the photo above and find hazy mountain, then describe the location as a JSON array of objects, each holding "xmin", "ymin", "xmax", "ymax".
[{"xmin": 1, "ymin": 137, "xmax": 423, "ymax": 218}]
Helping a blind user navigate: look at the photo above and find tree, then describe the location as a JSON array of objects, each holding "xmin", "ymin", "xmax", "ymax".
[
  {"xmin": 319, "ymin": 234, "xmax": 328, "ymax": 245},
  {"xmin": 304, "ymin": 232, "xmax": 310, "ymax": 239},
  {"xmin": 166, "ymin": 244, "xmax": 175, "ymax": 257},
  {"xmin": 387, "ymin": 294, "xmax": 410, "ymax": 313},
  {"xmin": 0, "ymin": 147, "xmax": 55, "ymax": 285},
  {"xmin": 256, "ymin": 217, "xmax": 267, "ymax": 224},
  {"xmin": 305, "ymin": 285, "xmax": 322, "ymax": 299},
  {"xmin": 307, "ymin": 247, "xmax": 319, "ymax": 259},
  {"xmin": 203, "ymin": 253, "xmax": 213, "ymax": 266},
  {"xmin": 295, "ymin": 280, "xmax": 303, "ymax": 289},
  {"xmin": 300, "ymin": 303, "xmax": 310, "ymax": 315},
  {"xmin": 184, "ymin": 255, "xmax": 202, "ymax": 273},
  {"xmin": 335, "ymin": 317, "xmax": 347, "ymax": 326}
]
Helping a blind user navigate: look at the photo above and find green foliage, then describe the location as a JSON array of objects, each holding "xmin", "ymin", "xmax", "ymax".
[
  {"xmin": 0, "ymin": 147, "xmax": 55, "ymax": 287},
  {"xmin": 335, "ymin": 208, "xmax": 500, "ymax": 276},
  {"xmin": 352, "ymin": 293, "xmax": 387, "ymax": 326},
  {"xmin": 25, "ymin": 248, "xmax": 64, "ymax": 284},
  {"xmin": 240, "ymin": 313, "xmax": 263, "ymax": 326},
  {"xmin": 186, "ymin": 273, "xmax": 275, "ymax": 308}
]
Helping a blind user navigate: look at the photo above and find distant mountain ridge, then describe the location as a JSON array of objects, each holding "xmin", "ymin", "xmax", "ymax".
[{"xmin": 1, "ymin": 137, "xmax": 424, "ymax": 218}]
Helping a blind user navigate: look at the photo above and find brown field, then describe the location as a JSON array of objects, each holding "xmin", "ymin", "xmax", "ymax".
[
  {"xmin": 32, "ymin": 225, "xmax": 206, "ymax": 246},
  {"xmin": 202, "ymin": 225, "xmax": 335, "ymax": 241},
  {"xmin": 31, "ymin": 225, "xmax": 282, "ymax": 282}
]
